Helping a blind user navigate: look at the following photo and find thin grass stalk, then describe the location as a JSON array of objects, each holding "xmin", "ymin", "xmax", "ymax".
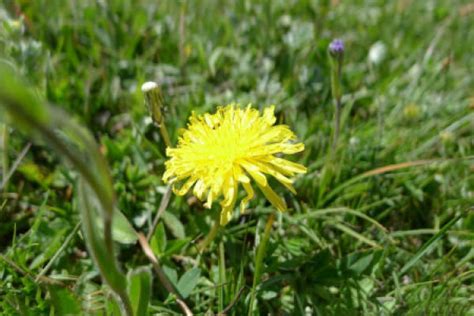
[
  {"xmin": 198, "ymin": 219, "xmax": 220, "ymax": 253},
  {"xmin": 248, "ymin": 213, "xmax": 275, "ymax": 316}
]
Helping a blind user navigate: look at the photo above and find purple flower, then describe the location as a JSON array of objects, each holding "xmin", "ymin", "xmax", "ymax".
[{"xmin": 329, "ymin": 39, "xmax": 344, "ymax": 56}]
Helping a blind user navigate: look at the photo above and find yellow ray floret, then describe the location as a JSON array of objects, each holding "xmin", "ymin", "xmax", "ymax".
[{"xmin": 163, "ymin": 104, "xmax": 307, "ymax": 225}]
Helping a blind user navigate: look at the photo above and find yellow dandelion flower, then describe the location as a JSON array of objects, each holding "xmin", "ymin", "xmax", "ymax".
[{"xmin": 163, "ymin": 104, "xmax": 307, "ymax": 225}]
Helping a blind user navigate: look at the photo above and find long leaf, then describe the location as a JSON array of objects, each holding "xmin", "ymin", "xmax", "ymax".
[
  {"xmin": 0, "ymin": 63, "xmax": 133, "ymax": 315},
  {"xmin": 398, "ymin": 214, "xmax": 463, "ymax": 276},
  {"xmin": 127, "ymin": 267, "xmax": 152, "ymax": 316}
]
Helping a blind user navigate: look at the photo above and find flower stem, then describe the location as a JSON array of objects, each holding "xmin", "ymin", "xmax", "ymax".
[
  {"xmin": 197, "ymin": 219, "xmax": 220, "ymax": 252},
  {"xmin": 328, "ymin": 39, "xmax": 344, "ymax": 153},
  {"xmin": 137, "ymin": 233, "xmax": 192, "ymax": 316},
  {"xmin": 159, "ymin": 122, "xmax": 172, "ymax": 149},
  {"xmin": 248, "ymin": 213, "xmax": 275, "ymax": 316},
  {"xmin": 332, "ymin": 97, "xmax": 342, "ymax": 153}
]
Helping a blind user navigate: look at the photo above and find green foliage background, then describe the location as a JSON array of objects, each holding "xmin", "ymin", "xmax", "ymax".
[{"xmin": 0, "ymin": 0, "xmax": 473, "ymax": 315}]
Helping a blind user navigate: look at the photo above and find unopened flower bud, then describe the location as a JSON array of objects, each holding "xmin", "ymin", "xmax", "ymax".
[
  {"xmin": 141, "ymin": 81, "xmax": 172, "ymax": 147},
  {"xmin": 328, "ymin": 39, "xmax": 344, "ymax": 58},
  {"xmin": 328, "ymin": 39, "xmax": 344, "ymax": 102},
  {"xmin": 141, "ymin": 81, "xmax": 164, "ymax": 125}
]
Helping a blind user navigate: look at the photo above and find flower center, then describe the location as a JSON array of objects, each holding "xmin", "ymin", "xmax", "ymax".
[{"xmin": 205, "ymin": 129, "xmax": 250, "ymax": 165}]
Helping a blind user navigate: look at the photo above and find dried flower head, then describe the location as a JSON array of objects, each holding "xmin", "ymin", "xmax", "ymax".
[{"xmin": 163, "ymin": 104, "xmax": 307, "ymax": 225}]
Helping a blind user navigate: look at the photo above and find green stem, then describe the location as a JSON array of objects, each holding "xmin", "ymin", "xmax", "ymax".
[
  {"xmin": 218, "ymin": 241, "xmax": 226, "ymax": 313},
  {"xmin": 117, "ymin": 290, "xmax": 134, "ymax": 316},
  {"xmin": 159, "ymin": 122, "xmax": 172, "ymax": 149},
  {"xmin": 329, "ymin": 50, "xmax": 343, "ymax": 154},
  {"xmin": 137, "ymin": 233, "xmax": 191, "ymax": 315},
  {"xmin": 248, "ymin": 213, "xmax": 275, "ymax": 316},
  {"xmin": 198, "ymin": 219, "xmax": 220, "ymax": 252},
  {"xmin": 1, "ymin": 124, "xmax": 8, "ymax": 190},
  {"xmin": 332, "ymin": 97, "xmax": 342, "ymax": 153}
]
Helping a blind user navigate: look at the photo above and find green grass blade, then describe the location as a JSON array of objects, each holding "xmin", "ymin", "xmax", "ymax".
[
  {"xmin": 398, "ymin": 213, "xmax": 463, "ymax": 276},
  {"xmin": 332, "ymin": 222, "xmax": 381, "ymax": 248}
]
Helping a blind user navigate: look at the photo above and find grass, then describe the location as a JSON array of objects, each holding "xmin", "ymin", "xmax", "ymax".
[{"xmin": 0, "ymin": 0, "xmax": 473, "ymax": 315}]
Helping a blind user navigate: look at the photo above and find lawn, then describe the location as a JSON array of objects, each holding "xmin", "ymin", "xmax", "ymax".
[{"xmin": 0, "ymin": 0, "xmax": 473, "ymax": 315}]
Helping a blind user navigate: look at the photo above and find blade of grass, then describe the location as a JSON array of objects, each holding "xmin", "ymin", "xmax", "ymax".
[
  {"xmin": 0, "ymin": 142, "xmax": 31, "ymax": 190},
  {"xmin": 398, "ymin": 213, "xmax": 463, "ymax": 276},
  {"xmin": 331, "ymin": 222, "xmax": 381, "ymax": 248},
  {"xmin": 323, "ymin": 157, "xmax": 474, "ymax": 205},
  {"xmin": 1, "ymin": 123, "xmax": 9, "ymax": 189},
  {"xmin": 218, "ymin": 241, "xmax": 226, "ymax": 313},
  {"xmin": 147, "ymin": 185, "xmax": 172, "ymax": 241},
  {"xmin": 248, "ymin": 213, "xmax": 275, "ymax": 316},
  {"xmin": 295, "ymin": 207, "xmax": 389, "ymax": 234},
  {"xmin": 35, "ymin": 221, "xmax": 82, "ymax": 281}
]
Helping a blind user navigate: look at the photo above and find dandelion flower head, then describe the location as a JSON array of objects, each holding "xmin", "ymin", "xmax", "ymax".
[{"xmin": 163, "ymin": 104, "xmax": 307, "ymax": 225}]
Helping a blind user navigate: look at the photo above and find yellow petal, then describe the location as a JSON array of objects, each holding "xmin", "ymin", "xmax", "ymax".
[
  {"xmin": 221, "ymin": 173, "xmax": 236, "ymax": 207},
  {"xmin": 281, "ymin": 142, "xmax": 305, "ymax": 154},
  {"xmin": 262, "ymin": 105, "xmax": 276, "ymax": 125},
  {"xmin": 268, "ymin": 157, "xmax": 307, "ymax": 174},
  {"xmin": 256, "ymin": 125, "xmax": 295, "ymax": 144},
  {"xmin": 250, "ymin": 142, "xmax": 305, "ymax": 156},
  {"xmin": 220, "ymin": 205, "xmax": 233, "ymax": 225},
  {"xmin": 172, "ymin": 177, "xmax": 196, "ymax": 196},
  {"xmin": 240, "ymin": 160, "xmax": 268, "ymax": 187},
  {"xmin": 220, "ymin": 181, "xmax": 238, "ymax": 225},
  {"xmin": 251, "ymin": 159, "xmax": 295, "ymax": 190},
  {"xmin": 204, "ymin": 190, "xmax": 213, "ymax": 209},
  {"xmin": 204, "ymin": 113, "xmax": 214, "ymax": 127},
  {"xmin": 233, "ymin": 165, "xmax": 250, "ymax": 183},
  {"xmin": 270, "ymin": 143, "xmax": 305, "ymax": 154},
  {"xmin": 256, "ymin": 182, "xmax": 286, "ymax": 212},
  {"xmin": 162, "ymin": 169, "xmax": 174, "ymax": 182},
  {"xmin": 193, "ymin": 179, "xmax": 207, "ymax": 200},
  {"xmin": 240, "ymin": 182, "xmax": 255, "ymax": 214}
]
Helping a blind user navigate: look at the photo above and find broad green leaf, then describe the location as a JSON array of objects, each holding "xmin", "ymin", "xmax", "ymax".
[
  {"xmin": 48, "ymin": 285, "xmax": 82, "ymax": 315},
  {"xmin": 163, "ymin": 266, "xmax": 178, "ymax": 287},
  {"xmin": 112, "ymin": 208, "xmax": 138, "ymax": 244},
  {"xmin": 177, "ymin": 267, "xmax": 201, "ymax": 298},
  {"xmin": 349, "ymin": 251, "xmax": 382, "ymax": 275},
  {"xmin": 29, "ymin": 227, "xmax": 68, "ymax": 269},
  {"xmin": 150, "ymin": 222, "xmax": 167, "ymax": 256},
  {"xmin": 163, "ymin": 238, "xmax": 190, "ymax": 257},
  {"xmin": 127, "ymin": 267, "xmax": 152, "ymax": 316},
  {"xmin": 162, "ymin": 211, "xmax": 185, "ymax": 239}
]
